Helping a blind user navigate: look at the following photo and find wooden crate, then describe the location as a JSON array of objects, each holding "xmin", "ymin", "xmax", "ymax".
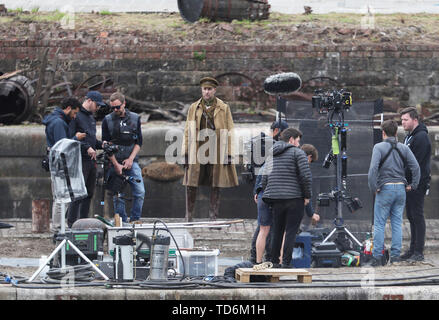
[{"xmin": 235, "ymin": 268, "xmax": 312, "ymax": 283}]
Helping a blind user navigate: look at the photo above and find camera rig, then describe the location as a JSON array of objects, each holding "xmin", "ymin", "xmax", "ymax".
[
  {"xmin": 313, "ymin": 89, "xmax": 363, "ymax": 249},
  {"xmin": 312, "ymin": 88, "xmax": 352, "ymax": 114},
  {"xmin": 96, "ymin": 143, "xmax": 141, "ymax": 216}
]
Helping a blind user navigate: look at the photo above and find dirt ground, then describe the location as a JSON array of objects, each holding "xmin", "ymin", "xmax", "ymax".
[
  {"xmin": 0, "ymin": 238, "xmax": 54, "ymax": 259},
  {"xmin": 0, "ymin": 11, "xmax": 439, "ymax": 46}
]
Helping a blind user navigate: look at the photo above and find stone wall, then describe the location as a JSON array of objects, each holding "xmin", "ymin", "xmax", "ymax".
[
  {"xmin": 1, "ymin": 40, "xmax": 439, "ymax": 220},
  {"xmin": 0, "ymin": 124, "xmax": 438, "ymax": 221},
  {"xmin": 1, "ymin": 41, "xmax": 439, "ymax": 112}
]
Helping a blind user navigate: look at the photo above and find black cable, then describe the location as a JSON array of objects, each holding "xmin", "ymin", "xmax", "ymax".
[{"xmin": 43, "ymin": 265, "xmax": 96, "ymax": 283}]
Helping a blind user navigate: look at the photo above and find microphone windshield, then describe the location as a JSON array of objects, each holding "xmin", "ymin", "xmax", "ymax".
[{"xmin": 263, "ymin": 72, "xmax": 302, "ymax": 96}]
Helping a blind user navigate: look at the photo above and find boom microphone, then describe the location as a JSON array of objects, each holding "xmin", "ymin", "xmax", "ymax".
[{"xmin": 263, "ymin": 72, "xmax": 302, "ymax": 96}]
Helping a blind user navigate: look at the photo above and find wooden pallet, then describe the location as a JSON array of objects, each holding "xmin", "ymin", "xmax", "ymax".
[{"xmin": 235, "ymin": 268, "xmax": 312, "ymax": 283}]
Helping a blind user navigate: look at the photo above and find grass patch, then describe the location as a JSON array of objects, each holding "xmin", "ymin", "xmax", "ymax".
[
  {"xmin": 99, "ymin": 10, "xmax": 113, "ymax": 16},
  {"xmin": 193, "ymin": 49, "xmax": 206, "ymax": 61}
]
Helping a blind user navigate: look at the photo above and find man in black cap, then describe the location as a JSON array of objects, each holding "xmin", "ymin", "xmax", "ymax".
[
  {"xmin": 67, "ymin": 91, "xmax": 106, "ymax": 227},
  {"xmin": 182, "ymin": 76, "xmax": 238, "ymax": 221}
]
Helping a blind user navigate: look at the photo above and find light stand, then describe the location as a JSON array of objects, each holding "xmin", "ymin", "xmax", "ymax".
[
  {"xmin": 29, "ymin": 150, "xmax": 109, "ymax": 282},
  {"xmin": 319, "ymin": 110, "xmax": 363, "ymax": 249}
]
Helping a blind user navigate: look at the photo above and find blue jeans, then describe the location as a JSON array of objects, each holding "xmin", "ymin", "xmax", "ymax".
[
  {"xmin": 111, "ymin": 162, "xmax": 145, "ymax": 222},
  {"xmin": 373, "ymin": 184, "xmax": 406, "ymax": 258}
]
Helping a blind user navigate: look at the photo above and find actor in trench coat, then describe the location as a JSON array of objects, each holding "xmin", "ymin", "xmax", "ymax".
[{"xmin": 182, "ymin": 77, "xmax": 239, "ymax": 221}]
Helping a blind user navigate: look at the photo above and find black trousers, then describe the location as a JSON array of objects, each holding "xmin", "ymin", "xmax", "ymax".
[
  {"xmin": 67, "ymin": 160, "xmax": 97, "ymax": 227},
  {"xmin": 270, "ymin": 198, "xmax": 304, "ymax": 266},
  {"xmin": 406, "ymin": 188, "xmax": 426, "ymax": 254}
]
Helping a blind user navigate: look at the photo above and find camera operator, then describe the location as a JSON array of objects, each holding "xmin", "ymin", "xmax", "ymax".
[
  {"xmin": 67, "ymin": 91, "xmax": 106, "ymax": 228},
  {"xmin": 261, "ymin": 128, "xmax": 312, "ymax": 268},
  {"xmin": 102, "ymin": 92, "xmax": 145, "ymax": 223},
  {"xmin": 43, "ymin": 97, "xmax": 86, "ymax": 231}
]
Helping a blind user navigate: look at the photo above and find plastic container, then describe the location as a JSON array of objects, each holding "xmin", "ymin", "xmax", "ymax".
[{"xmin": 176, "ymin": 249, "xmax": 220, "ymax": 276}]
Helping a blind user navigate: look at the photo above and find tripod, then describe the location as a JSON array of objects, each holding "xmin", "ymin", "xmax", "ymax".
[
  {"xmin": 29, "ymin": 150, "xmax": 109, "ymax": 282},
  {"xmin": 319, "ymin": 110, "xmax": 363, "ymax": 249}
]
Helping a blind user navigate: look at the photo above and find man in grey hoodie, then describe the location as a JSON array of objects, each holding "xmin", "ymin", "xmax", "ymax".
[
  {"xmin": 367, "ymin": 120, "xmax": 420, "ymax": 266},
  {"xmin": 261, "ymin": 128, "xmax": 312, "ymax": 268}
]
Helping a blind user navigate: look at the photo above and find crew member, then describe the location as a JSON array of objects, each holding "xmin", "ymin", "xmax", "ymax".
[
  {"xmin": 182, "ymin": 76, "xmax": 238, "ymax": 221},
  {"xmin": 42, "ymin": 97, "xmax": 85, "ymax": 230},
  {"xmin": 250, "ymin": 120, "xmax": 288, "ymax": 264},
  {"xmin": 400, "ymin": 107, "xmax": 432, "ymax": 262},
  {"xmin": 102, "ymin": 92, "xmax": 145, "ymax": 223},
  {"xmin": 368, "ymin": 119, "xmax": 420, "ymax": 266},
  {"xmin": 67, "ymin": 91, "xmax": 106, "ymax": 228},
  {"xmin": 261, "ymin": 128, "xmax": 312, "ymax": 268},
  {"xmin": 43, "ymin": 97, "xmax": 85, "ymax": 147}
]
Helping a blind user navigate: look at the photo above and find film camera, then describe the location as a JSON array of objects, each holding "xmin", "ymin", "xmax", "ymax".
[
  {"xmin": 312, "ymin": 89, "xmax": 352, "ymax": 113},
  {"xmin": 102, "ymin": 143, "xmax": 119, "ymax": 157},
  {"xmin": 97, "ymin": 143, "xmax": 141, "ymax": 196}
]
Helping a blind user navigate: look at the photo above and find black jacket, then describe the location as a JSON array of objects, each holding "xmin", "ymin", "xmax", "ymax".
[
  {"xmin": 404, "ymin": 122, "xmax": 431, "ymax": 190},
  {"xmin": 261, "ymin": 141, "xmax": 312, "ymax": 201},
  {"xmin": 69, "ymin": 106, "xmax": 102, "ymax": 161}
]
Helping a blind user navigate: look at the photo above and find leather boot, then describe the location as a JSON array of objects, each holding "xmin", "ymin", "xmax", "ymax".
[
  {"xmin": 185, "ymin": 186, "xmax": 197, "ymax": 222},
  {"xmin": 208, "ymin": 187, "xmax": 220, "ymax": 220}
]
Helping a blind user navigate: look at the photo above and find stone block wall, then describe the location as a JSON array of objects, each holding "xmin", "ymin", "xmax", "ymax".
[{"xmin": 1, "ymin": 41, "xmax": 439, "ymax": 111}]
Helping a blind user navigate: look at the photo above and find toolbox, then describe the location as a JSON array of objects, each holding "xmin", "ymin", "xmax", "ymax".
[
  {"xmin": 62, "ymin": 229, "xmax": 104, "ymax": 265},
  {"xmin": 311, "ymin": 241, "xmax": 342, "ymax": 268}
]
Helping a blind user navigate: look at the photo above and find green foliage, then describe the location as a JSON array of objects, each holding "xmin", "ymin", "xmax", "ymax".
[
  {"xmin": 99, "ymin": 10, "xmax": 113, "ymax": 16},
  {"xmin": 193, "ymin": 49, "xmax": 206, "ymax": 62}
]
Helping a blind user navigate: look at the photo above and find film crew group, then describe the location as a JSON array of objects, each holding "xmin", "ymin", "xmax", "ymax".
[
  {"xmin": 182, "ymin": 77, "xmax": 238, "ymax": 222},
  {"xmin": 102, "ymin": 92, "xmax": 145, "ymax": 224},
  {"xmin": 42, "ymin": 97, "xmax": 86, "ymax": 230},
  {"xmin": 367, "ymin": 120, "xmax": 420, "ymax": 267}
]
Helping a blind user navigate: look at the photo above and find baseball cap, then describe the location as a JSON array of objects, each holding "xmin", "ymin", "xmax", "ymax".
[
  {"xmin": 270, "ymin": 120, "xmax": 289, "ymax": 132},
  {"xmin": 86, "ymin": 91, "xmax": 106, "ymax": 107}
]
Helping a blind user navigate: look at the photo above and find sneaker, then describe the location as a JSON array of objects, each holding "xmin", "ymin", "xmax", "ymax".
[
  {"xmin": 390, "ymin": 256, "xmax": 402, "ymax": 264},
  {"xmin": 365, "ymin": 256, "xmax": 382, "ymax": 267},
  {"xmin": 400, "ymin": 250, "xmax": 414, "ymax": 260},
  {"xmin": 408, "ymin": 253, "xmax": 424, "ymax": 262}
]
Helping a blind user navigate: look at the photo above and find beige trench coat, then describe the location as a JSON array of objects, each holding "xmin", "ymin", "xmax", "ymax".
[{"xmin": 182, "ymin": 97, "xmax": 239, "ymax": 188}]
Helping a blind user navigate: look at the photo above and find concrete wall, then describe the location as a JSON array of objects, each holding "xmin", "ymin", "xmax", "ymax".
[{"xmin": 0, "ymin": 124, "xmax": 438, "ymax": 220}]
